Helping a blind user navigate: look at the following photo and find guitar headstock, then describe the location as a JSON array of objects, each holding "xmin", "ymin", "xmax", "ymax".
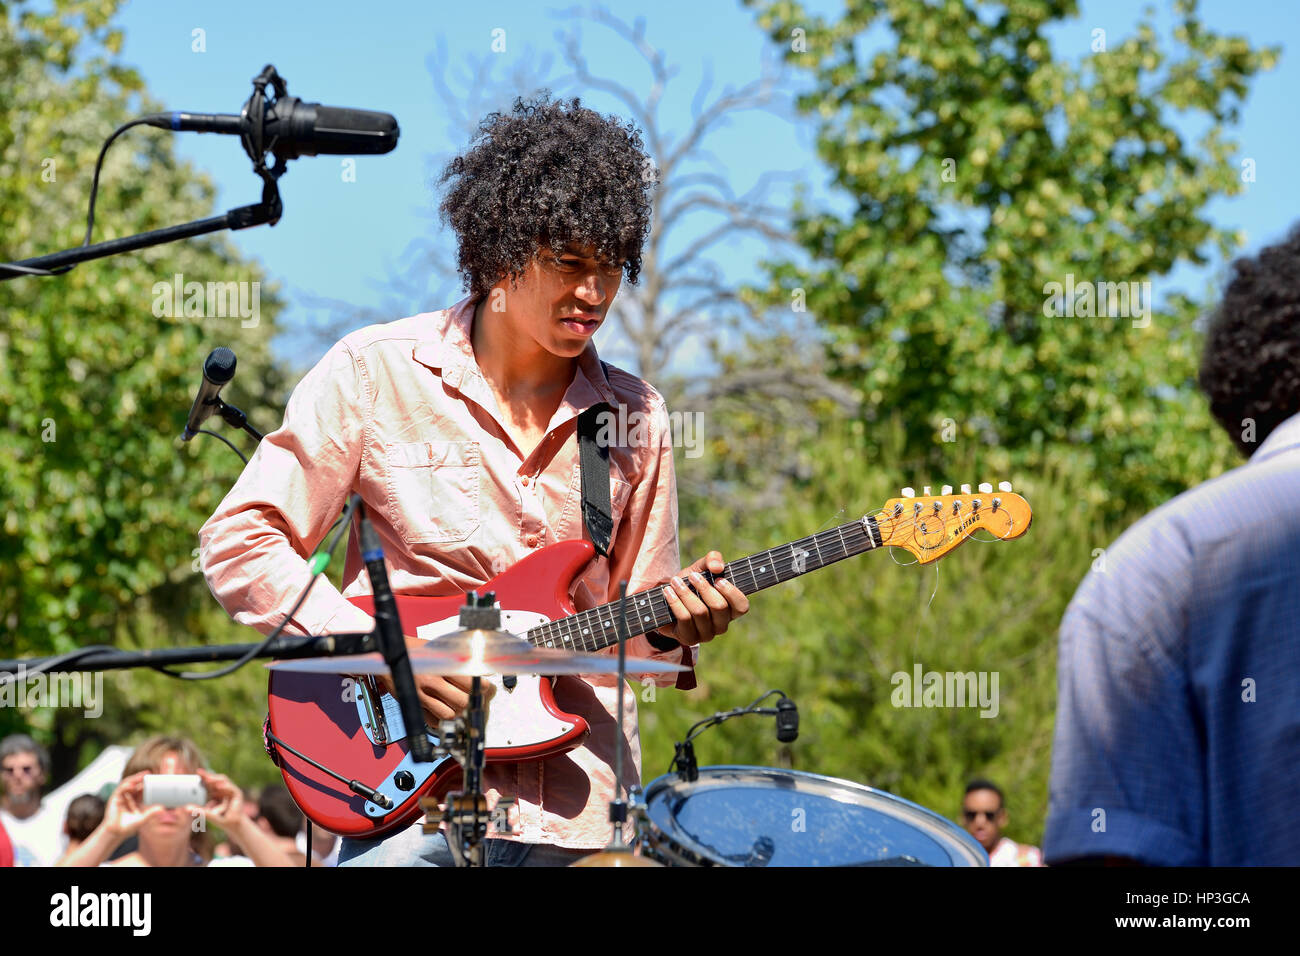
[{"xmin": 874, "ymin": 482, "xmax": 1032, "ymax": 565}]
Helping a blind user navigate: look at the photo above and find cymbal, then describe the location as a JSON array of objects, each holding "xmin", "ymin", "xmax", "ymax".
[
  {"xmin": 571, "ymin": 848, "xmax": 663, "ymax": 868},
  {"xmin": 267, "ymin": 627, "xmax": 688, "ymax": 677}
]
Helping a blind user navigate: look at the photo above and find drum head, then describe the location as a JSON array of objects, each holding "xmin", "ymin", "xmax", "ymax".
[{"xmin": 642, "ymin": 766, "xmax": 987, "ymax": 866}]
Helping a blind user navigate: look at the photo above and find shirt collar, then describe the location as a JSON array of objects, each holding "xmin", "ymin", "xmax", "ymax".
[
  {"xmin": 412, "ymin": 296, "xmax": 618, "ymax": 408},
  {"xmin": 1251, "ymin": 410, "xmax": 1300, "ymax": 464}
]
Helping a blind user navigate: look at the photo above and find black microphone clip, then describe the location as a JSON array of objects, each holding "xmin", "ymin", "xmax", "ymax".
[{"xmin": 776, "ymin": 696, "xmax": 799, "ymax": 743}]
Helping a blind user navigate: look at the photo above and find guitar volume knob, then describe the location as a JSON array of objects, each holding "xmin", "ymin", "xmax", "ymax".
[{"xmin": 394, "ymin": 771, "xmax": 415, "ymax": 791}]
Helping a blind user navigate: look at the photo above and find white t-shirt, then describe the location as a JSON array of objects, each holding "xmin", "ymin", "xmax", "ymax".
[
  {"xmin": 0, "ymin": 803, "xmax": 66, "ymax": 866},
  {"xmin": 989, "ymin": 836, "xmax": 1044, "ymax": 867}
]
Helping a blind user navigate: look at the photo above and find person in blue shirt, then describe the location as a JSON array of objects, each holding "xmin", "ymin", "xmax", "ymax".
[{"xmin": 1045, "ymin": 226, "xmax": 1300, "ymax": 866}]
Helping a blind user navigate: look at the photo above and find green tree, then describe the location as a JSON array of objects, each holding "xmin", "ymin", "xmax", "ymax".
[
  {"xmin": 1, "ymin": 0, "xmax": 288, "ymax": 787},
  {"xmin": 641, "ymin": 415, "xmax": 1108, "ymax": 848},
  {"xmin": 743, "ymin": 0, "xmax": 1275, "ymax": 521}
]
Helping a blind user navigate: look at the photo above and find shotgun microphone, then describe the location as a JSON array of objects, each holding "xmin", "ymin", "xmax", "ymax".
[{"xmin": 143, "ymin": 99, "xmax": 398, "ymax": 159}]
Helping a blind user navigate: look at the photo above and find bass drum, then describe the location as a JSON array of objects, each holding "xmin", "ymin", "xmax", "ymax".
[{"xmin": 638, "ymin": 766, "xmax": 987, "ymax": 866}]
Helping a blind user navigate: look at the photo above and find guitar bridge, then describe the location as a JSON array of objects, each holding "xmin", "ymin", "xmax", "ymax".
[{"xmin": 358, "ymin": 675, "xmax": 390, "ymax": 746}]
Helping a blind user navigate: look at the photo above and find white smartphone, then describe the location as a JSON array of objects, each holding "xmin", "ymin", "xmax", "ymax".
[{"xmin": 142, "ymin": 774, "xmax": 207, "ymax": 808}]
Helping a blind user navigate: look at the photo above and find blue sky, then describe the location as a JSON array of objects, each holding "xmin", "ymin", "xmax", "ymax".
[{"xmin": 109, "ymin": 0, "xmax": 1300, "ymax": 372}]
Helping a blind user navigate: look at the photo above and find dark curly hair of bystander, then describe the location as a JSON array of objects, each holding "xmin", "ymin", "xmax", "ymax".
[{"xmin": 1199, "ymin": 225, "xmax": 1300, "ymax": 456}]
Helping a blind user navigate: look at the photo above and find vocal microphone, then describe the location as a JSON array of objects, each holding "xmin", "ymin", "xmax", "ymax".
[
  {"xmin": 182, "ymin": 347, "xmax": 237, "ymax": 441},
  {"xmin": 776, "ymin": 696, "xmax": 799, "ymax": 743},
  {"xmin": 356, "ymin": 498, "xmax": 433, "ymax": 763},
  {"xmin": 142, "ymin": 98, "xmax": 398, "ymax": 160}
]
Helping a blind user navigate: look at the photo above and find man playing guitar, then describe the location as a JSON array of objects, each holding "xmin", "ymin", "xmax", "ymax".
[{"xmin": 199, "ymin": 94, "xmax": 749, "ymax": 866}]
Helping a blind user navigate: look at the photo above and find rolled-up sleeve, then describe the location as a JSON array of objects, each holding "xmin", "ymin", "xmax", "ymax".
[
  {"xmin": 199, "ymin": 341, "xmax": 375, "ymax": 637},
  {"xmin": 1044, "ymin": 535, "xmax": 1202, "ymax": 865}
]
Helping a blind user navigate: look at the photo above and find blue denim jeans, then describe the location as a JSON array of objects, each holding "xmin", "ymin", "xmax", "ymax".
[{"xmin": 338, "ymin": 824, "xmax": 594, "ymax": 867}]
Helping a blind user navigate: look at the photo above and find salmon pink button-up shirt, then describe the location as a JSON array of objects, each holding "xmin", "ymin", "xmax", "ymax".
[{"xmin": 199, "ymin": 297, "xmax": 696, "ymax": 849}]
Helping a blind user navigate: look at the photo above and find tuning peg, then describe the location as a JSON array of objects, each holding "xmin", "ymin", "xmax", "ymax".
[
  {"xmin": 941, "ymin": 484, "xmax": 953, "ymax": 495},
  {"xmin": 960, "ymin": 483, "xmax": 972, "ymax": 494},
  {"xmin": 902, "ymin": 487, "xmax": 915, "ymax": 498},
  {"xmin": 998, "ymin": 481, "xmax": 1012, "ymax": 492},
  {"xmin": 978, "ymin": 482, "xmax": 992, "ymax": 493},
  {"xmin": 922, "ymin": 486, "xmax": 931, "ymax": 495}
]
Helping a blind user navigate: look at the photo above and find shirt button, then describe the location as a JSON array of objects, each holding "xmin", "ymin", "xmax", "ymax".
[
  {"xmin": 520, "ymin": 476, "xmax": 530, "ymax": 487},
  {"xmin": 526, "ymin": 535, "xmax": 539, "ymax": 548}
]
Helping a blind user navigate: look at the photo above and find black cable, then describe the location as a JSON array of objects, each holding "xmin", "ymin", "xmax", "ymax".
[
  {"xmin": 151, "ymin": 494, "xmax": 359, "ymax": 680},
  {"xmin": 684, "ymin": 689, "xmax": 785, "ymax": 743},
  {"xmin": 0, "ymin": 645, "xmax": 119, "ymax": 685},
  {"xmin": 195, "ymin": 428, "xmax": 249, "ymax": 465},
  {"xmin": 2, "ymin": 117, "xmax": 156, "ymax": 279},
  {"xmin": 83, "ymin": 118, "xmax": 156, "ymax": 249},
  {"xmin": 669, "ymin": 689, "xmax": 789, "ymax": 777}
]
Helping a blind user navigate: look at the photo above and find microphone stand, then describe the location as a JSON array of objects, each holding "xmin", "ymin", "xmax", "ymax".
[
  {"xmin": 0, "ymin": 65, "xmax": 293, "ymax": 283},
  {"xmin": 0, "ymin": 632, "xmax": 406, "ymax": 809},
  {"xmin": 572, "ymin": 581, "xmax": 660, "ymax": 866}
]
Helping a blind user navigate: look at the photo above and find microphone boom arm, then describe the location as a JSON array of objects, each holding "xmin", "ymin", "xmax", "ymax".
[{"xmin": 2, "ymin": 65, "xmax": 294, "ymax": 282}]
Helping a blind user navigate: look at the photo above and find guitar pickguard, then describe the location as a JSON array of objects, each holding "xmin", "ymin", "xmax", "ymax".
[{"xmin": 352, "ymin": 610, "xmax": 581, "ymax": 752}]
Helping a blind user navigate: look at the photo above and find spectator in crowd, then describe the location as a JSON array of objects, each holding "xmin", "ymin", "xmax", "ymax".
[
  {"xmin": 961, "ymin": 779, "xmax": 1044, "ymax": 866},
  {"xmin": 55, "ymin": 794, "xmax": 106, "ymax": 863},
  {"xmin": 56, "ymin": 735, "xmax": 296, "ymax": 867},
  {"xmin": 1045, "ymin": 227, "xmax": 1300, "ymax": 865},
  {"xmin": 257, "ymin": 785, "xmax": 308, "ymax": 866},
  {"xmin": 0, "ymin": 734, "xmax": 64, "ymax": 865},
  {"xmin": 302, "ymin": 822, "xmax": 340, "ymax": 867},
  {"xmin": 212, "ymin": 787, "xmax": 259, "ymax": 860}
]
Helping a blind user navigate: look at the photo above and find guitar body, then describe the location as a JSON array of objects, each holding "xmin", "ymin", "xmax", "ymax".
[
  {"xmin": 267, "ymin": 539, "xmax": 601, "ymax": 839},
  {"xmin": 266, "ymin": 487, "xmax": 1032, "ymax": 840}
]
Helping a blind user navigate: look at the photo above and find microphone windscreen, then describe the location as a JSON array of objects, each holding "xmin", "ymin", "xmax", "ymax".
[
  {"xmin": 311, "ymin": 106, "xmax": 399, "ymax": 154},
  {"xmin": 203, "ymin": 347, "xmax": 237, "ymax": 385}
]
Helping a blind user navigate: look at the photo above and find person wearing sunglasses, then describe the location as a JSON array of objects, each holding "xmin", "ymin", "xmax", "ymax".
[
  {"xmin": 961, "ymin": 779, "xmax": 1043, "ymax": 867},
  {"xmin": 0, "ymin": 734, "xmax": 64, "ymax": 866}
]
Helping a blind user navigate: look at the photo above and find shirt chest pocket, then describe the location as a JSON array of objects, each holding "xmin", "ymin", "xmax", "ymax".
[{"xmin": 384, "ymin": 441, "xmax": 481, "ymax": 545}]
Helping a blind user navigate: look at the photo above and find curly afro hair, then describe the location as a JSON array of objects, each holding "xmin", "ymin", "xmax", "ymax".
[
  {"xmin": 437, "ymin": 93, "xmax": 655, "ymax": 299},
  {"xmin": 1199, "ymin": 225, "xmax": 1300, "ymax": 456}
]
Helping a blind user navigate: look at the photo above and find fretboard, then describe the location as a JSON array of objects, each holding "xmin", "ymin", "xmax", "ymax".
[{"xmin": 523, "ymin": 516, "xmax": 883, "ymax": 653}]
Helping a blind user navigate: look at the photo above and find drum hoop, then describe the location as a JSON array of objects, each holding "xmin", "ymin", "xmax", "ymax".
[{"xmin": 641, "ymin": 765, "xmax": 988, "ymax": 867}]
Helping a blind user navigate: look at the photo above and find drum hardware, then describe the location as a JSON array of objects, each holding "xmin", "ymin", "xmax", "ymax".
[
  {"xmin": 669, "ymin": 689, "xmax": 800, "ymax": 782},
  {"xmin": 571, "ymin": 582, "xmax": 664, "ymax": 867},
  {"xmin": 418, "ymin": 591, "xmax": 504, "ymax": 868}
]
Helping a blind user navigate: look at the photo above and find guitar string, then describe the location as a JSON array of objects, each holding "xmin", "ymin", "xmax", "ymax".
[
  {"xmin": 532, "ymin": 522, "xmax": 880, "ymax": 652},
  {"xmin": 527, "ymin": 506, "xmax": 1021, "ymax": 653},
  {"xmin": 533, "ymin": 509, "xmax": 1020, "ymax": 652}
]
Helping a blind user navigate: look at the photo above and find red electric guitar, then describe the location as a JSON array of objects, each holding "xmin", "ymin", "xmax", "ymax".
[{"xmin": 267, "ymin": 484, "xmax": 1032, "ymax": 838}]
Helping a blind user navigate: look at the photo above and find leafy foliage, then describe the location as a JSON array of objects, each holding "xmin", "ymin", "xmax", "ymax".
[
  {"xmin": 1, "ymin": 0, "xmax": 288, "ymax": 787},
  {"xmin": 643, "ymin": 416, "xmax": 1122, "ymax": 847},
  {"xmin": 742, "ymin": 0, "xmax": 1274, "ymax": 521}
]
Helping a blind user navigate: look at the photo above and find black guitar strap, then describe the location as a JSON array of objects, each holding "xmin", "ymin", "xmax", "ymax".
[
  {"xmin": 576, "ymin": 401, "xmax": 613, "ymax": 559},
  {"xmin": 577, "ymin": 376, "xmax": 694, "ymax": 689}
]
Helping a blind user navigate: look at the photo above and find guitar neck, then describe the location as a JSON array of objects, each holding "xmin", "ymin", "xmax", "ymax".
[{"xmin": 523, "ymin": 515, "xmax": 883, "ymax": 654}]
